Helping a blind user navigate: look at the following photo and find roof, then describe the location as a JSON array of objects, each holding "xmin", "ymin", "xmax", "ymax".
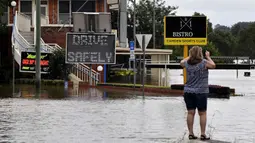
[{"xmin": 116, "ymin": 47, "xmax": 172, "ymax": 55}]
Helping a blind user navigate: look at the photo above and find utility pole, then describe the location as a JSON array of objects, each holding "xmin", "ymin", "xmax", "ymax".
[
  {"xmin": 104, "ymin": 0, "xmax": 107, "ymax": 83},
  {"xmin": 11, "ymin": 1, "xmax": 17, "ymax": 96},
  {"xmin": 120, "ymin": 0, "xmax": 127, "ymax": 48},
  {"xmin": 35, "ymin": 0, "xmax": 41, "ymax": 93},
  {"xmin": 153, "ymin": 0, "xmax": 156, "ymax": 49},
  {"xmin": 133, "ymin": 0, "xmax": 136, "ymax": 49}
]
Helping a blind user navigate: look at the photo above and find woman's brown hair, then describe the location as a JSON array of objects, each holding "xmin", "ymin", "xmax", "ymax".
[{"xmin": 187, "ymin": 46, "xmax": 203, "ymax": 65}]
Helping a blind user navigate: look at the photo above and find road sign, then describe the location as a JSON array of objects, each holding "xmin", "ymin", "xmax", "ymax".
[
  {"xmin": 129, "ymin": 41, "xmax": 134, "ymax": 51},
  {"xmin": 66, "ymin": 32, "xmax": 116, "ymax": 64},
  {"xmin": 136, "ymin": 34, "xmax": 152, "ymax": 49},
  {"xmin": 109, "ymin": 4, "xmax": 119, "ymax": 10},
  {"xmin": 129, "ymin": 41, "xmax": 135, "ymax": 60},
  {"xmin": 20, "ymin": 51, "xmax": 51, "ymax": 74},
  {"xmin": 107, "ymin": 0, "xmax": 118, "ymax": 5},
  {"xmin": 164, "ymin": 16, "xmax": 207, "ymax": 45}
]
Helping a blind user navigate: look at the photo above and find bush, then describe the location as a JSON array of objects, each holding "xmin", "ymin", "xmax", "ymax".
[
  {"xmin": 48, "ymin": 49, "xmax": 72, "ymax": 80},
  {"xmin": 15, "ymin": 78, "xmax": 65, "ymax": 86}
]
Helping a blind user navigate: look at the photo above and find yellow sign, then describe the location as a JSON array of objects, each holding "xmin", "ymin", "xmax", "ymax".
[
  {"xmin": 164, "ymin": 38, "xmax": 207, "ymax": 45},
  {"xmin": 164, "ymin": 16, "xmax": 207, "ymax": 45}
]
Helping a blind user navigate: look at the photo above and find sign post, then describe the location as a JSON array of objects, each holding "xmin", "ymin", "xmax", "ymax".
[
  {"xmin": 183, "ymin": 45, "xmax": 189, "ymax": 83},
  {"xmin": 136, "ymin": 34, "xmax": 152, "ymax": 97},
  {"xmin": 164, "ymin": 16, "xmax": 207, "ymax": 84}
]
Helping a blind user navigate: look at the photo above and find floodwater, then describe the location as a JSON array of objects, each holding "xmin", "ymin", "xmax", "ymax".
[{"xmin": 0, "ymin": 70, "xmax": 255, "ymax": 143}]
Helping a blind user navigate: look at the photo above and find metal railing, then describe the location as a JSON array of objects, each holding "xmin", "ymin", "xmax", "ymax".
[
  {"xmin": 70, "ymin": 64, "xmax": 100, "ymax": 86},
  {"xmin": 17, "ymin": 12, "xmax": 31, "ymax": 32},
  {"xmin": 12, "ymin": 11, "xmax": 34, "ymax": 52}
]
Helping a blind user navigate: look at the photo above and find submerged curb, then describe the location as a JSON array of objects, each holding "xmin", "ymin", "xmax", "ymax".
[{"xmin": 88, "ymin": 83, "xmax": 236, "ymax": 99}]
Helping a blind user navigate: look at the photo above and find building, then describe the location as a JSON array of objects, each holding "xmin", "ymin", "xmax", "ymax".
[
  {"xmin": 4, "ymin": 0, "xmax": 107, "ymax": 46},
  {"xmin": 2, "ymin": 0, "xmax": 106, "ymax": 24},
  {"xmin": 1, "ymin": 0, "xmax": 172, "ymax": 85},
  {"xmin": 1, "ymin": 0, "xmax": 109, "ymax": 84}
]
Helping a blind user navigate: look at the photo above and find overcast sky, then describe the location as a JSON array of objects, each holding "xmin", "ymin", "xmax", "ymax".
[{"xmin": 167, "ymin": 0, "xmax": 255, "ymax": 27}]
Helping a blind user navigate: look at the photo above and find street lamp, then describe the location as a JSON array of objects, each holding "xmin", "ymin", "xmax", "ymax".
[
  {"xmin": 97, "ymin": 65, "xmax": 103, "ymax": 83},
  {"xmin": 97, "ymin": 65, "xmax": 103, "ymax": 72},
  {"xmin": 133, "ymin": 0, "xmax": 136, "ymax": 48},
  {"xmin": 11, "ymin": 1, "xmax": 16, "ymax": 7},
  {"xmin": 11, "ymin": 0, "xmax": 16, "ymax": 96}
]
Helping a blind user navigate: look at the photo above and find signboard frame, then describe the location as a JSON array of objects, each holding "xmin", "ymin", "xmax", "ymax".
[
  {"xmin": 19, "ymin": 51, "xmax": 52, "ymax": 74},
  {"xmin": 164, "ymin": 15, "xmax": 207, "ymax": 45},
  {"xmin": 65, "ymin": 32, "xmax": 116, "ymax": 64}
]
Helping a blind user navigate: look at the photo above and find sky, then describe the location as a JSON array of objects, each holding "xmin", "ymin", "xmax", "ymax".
[{"xmin": 167, "ymin": 0, "xmax": 255, "ymax": 27}]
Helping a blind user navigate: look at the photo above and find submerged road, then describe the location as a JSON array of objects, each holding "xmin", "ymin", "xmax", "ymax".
[
  {"xmin": 146, "ymin": 63, "xmax": 255, "ymax": 69},
  {"xmin": 0, "ymin": 70, "xmax": 254, "ymax": 142}
]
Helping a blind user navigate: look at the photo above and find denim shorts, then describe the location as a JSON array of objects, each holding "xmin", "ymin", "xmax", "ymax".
[{"xmin": 183, "ymin": 92, "xmax": 208, "ymax": 111}]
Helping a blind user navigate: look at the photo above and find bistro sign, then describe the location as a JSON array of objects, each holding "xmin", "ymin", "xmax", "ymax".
[{"xmin": 164, "ymin": 16, "xmax": 207, "ymax": 45}]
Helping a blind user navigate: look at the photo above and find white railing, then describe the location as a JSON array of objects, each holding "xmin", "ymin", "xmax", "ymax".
[
  {"xmin": 17, "ymin": 12, "xmax": 31, "ymax": 32},
  {"xmin": 41, "ymin": 14, "xmax": 49, "ymax": 25},
  {"xmin": 12, "ymin": 11, "xmax": 34, "ymax": 52},
  {"xmin": 70, "ymin": 64, "xmax": 100, "ymax": 85}
]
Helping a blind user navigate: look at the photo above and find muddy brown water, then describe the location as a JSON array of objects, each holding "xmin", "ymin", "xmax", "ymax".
[{"xmin": 0, "ymin": 70, "xmax": 254, "ymax": 142}]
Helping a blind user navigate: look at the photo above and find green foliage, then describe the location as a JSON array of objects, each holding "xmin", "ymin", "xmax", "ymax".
[
  {"xmin": 15, "ymin": 78, "xmax": 66, "ymax": 86},
  {"xmin": 48, "ymin": 49, "xmax": 72, "ymax": 80},
  {"xmin": 113, "ymin": 70, "xmax": 134, "ymax": 76},
  {"xmin": 209, "ymin": 29, "xmax": 236, "ymax": 56},
  {"xmin": 237, "ymin": 23, "xmax": 255, "ymax": 58},
  {"xmin": 127, "ymin": 0, "xmax": 178, "ymax": 48},
  {"xmin": 0, "ymin": 0, "xmax": 10, "ymax": 15},
  {"xmin": 192, "ymin": 12, "xmax": 213, "ymax": 34},
  {"xmin": 0, "ymin": 0, "xmax": 9, "ymax": 32},
  {"xmin": 201, "ymin": 41, "xmax": 220, "ymax": 56},
  {"xmin": 0, "ymin": 23, "xmax": 8, "ymax": 34}
]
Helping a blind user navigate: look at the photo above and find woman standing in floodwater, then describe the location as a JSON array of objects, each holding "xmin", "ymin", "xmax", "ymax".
[{"xmin": 180, "ymin": 46, "xmax": 216, "ymax": 141}]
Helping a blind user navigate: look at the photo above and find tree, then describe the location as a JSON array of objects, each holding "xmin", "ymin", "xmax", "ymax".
[
  {"xmin": 236, "ymin": 23, "xmax": 255, "ymax": 58},
  {"xmin": 127, "ymin": 0, "xmax": 178, "ymax": 48},
  {"xmin": 209, "ymin": 29, "xmax": 237, "ymax": 56},
  {"xmin": 231, "ymin": 22, "xmax": 253, "ymax": 37},
  {"xmin": 0, "ymin": 0, "xmax": 10, "ymax": 15},
  {"xmin": 193, "ymin": 12, "xmax": 213, "ymax": 34},
  {"xmin": 214, "ymin": 24, "xmax": 231, "ymax": 32},
  {"xmin": 201, "ymin": 41, "xmax": 220, "ymax": 56},
  {"xmin": 48, "ymin": 49, "xmax": 72, "ymax": 80}
]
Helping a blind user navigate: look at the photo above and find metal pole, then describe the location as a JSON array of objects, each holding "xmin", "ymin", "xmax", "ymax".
[
  {"xmin": 164, "ymin": 64, "xmax": 167, "ymax": 86},
  {"xmin": 236, "ymin": 57, "xmax": 238, "ymax": 79},
  {"xmin": 12, "ymin": 45, "xmax": 15, "ymax": 95},
  {"xmin": 69, "ymin": 0, "xmax": 72, "ymax": 25},
  {"xmin": 153, "ymin": 0, "xmax": 156, "ymax": 49},
  {"xmin": 133, "ymin": 0, "xmax": 136, "ymax": 48},
  {"xmin": 12, "ymin": 7, "xmax": 15, "ymax": 96},
  {"xmin": 139, "ymin": 55, "xmax": 142, "ymax": 82},
  {"xmin": 103, "ymin": 0, "xmax": 107, "ymax": 83},
  {"xmin": 133, "ymin": 0, "xmax": 136, "ymax": 88},
  {"xmin": 133, "ymin": 60, "xmax": 136, "ymax": 86},
  {"xmin": 35, "ymin": 0, "xmax": 41, "ymax": 93},
  {"xmin": 89, "ymin": 64, "xmax": 92, "ymax": 85},
  {"xmin": 119, "ymin": 0, "xmax": 127, "ymax": 48},
  {"xmin": 142, "ymin": 35, "xmax": 145, "ymax": 97}
]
